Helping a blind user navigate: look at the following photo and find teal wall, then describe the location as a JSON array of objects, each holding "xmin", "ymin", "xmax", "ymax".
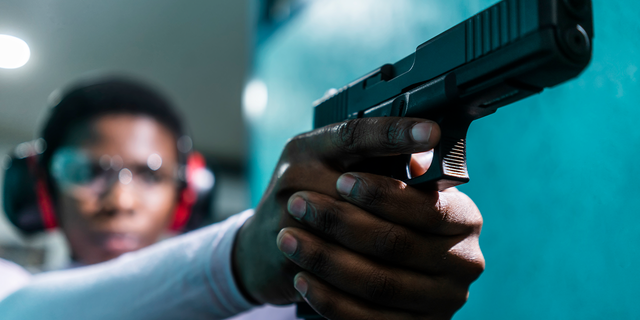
[{"xmin": 248, "ymin": 1, "xmax": 640, "ymax": 318}]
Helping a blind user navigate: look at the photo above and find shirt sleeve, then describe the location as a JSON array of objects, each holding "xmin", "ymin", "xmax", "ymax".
[
  {"xmin": 0, "ymin": 259, "xmax": 32, "ymax": 301},
  {"xmin": 0, "ymin": 210, "xmax": 258, "ymax": 320}
]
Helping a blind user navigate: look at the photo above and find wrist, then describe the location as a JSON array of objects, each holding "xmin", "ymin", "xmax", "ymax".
[{"xmin": 231, "ymin": 215, "xmax": 262, "ymax": 305}]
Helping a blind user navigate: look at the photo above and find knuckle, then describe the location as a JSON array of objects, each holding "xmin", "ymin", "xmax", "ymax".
[
  {"xmin": 458, "ymin": 192, "xmax": 483, "ymax": 231},
  {"xmin": 450, "ymin": 192, "xmax": 483, "ymax": 235},
  {"xmin": 283, "ymin": 135, "xmax": 305, "ymax": 158},
  {"xmin": 284, "ymin": 134, "xmax": 302, "ymax": 150},
  {"xmin": 451, "ymin": 244, "xmax": 485, "ymax": 283},
  {"xmin": 372, "ymin": 225, "xmax": 412, "ymax": 259},
  {"xmin": 381, "ymin": 119, "xmax": 408, "ymax": 149},
  {"xmin": 364, "ymin": 268, "xmax": 400, "ymax": 302},
  {"xmin": 332, "ymin": 119, "xmax": 365, "ymax": 154},
  {"xmin": 466, "ymin": 252, "xmax": 486, "ymax": 280},
  {"xmin": 424, "ymin": 191, "xmax": 483, "ymax": 236},
  {"xmin": 310, "ymin": 200, "xmax": 342, "ymax": 237},
  {"xmin": 302, "ymin": 247, "xmax": 332, "ymax": 277},
  {"xmin": 469, "ymin": 207, "xmax": 483, "ymax": 231},
  {"xmin": 284, "ymin": 130, "xmax": 325, "ymax": 159},
  {"xmin": 420, "ymin": 193, "xmax": 447, "ymax": 231},
  {"xmin": 356, "ymin": 181, "xmax": 388, "ymax": 207}
]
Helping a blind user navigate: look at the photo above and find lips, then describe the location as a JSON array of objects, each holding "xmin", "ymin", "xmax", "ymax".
[{"xmin": 96, "ymin": 232, "xmax": 143, "ymax": 253}]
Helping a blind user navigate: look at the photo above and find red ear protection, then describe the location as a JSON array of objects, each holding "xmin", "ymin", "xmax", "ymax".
[
  {"xmin": 168, "ymin": 152, "xmax": 206, "ymax": 232},
  {"xmin": 27, "ymin": 155, "xmax": 59, "ymax": 231},
  {"xmin": 22, "ymin": 151, "xmax": 206, "ymax": 233}
]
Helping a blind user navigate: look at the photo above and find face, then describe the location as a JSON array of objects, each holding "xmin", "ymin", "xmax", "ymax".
[{"xmin": 52, "ymin": 114, "xmax": 179, "ymax": 265}]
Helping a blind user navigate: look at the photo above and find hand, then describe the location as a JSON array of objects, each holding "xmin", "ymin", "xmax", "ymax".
[
  {"xmin": 280, "ymin": 180, "xmax": 484, "ymax": 319},
  {"xmin": 232, "ymin": 118, "xmax": 441, "ymax": 305}
]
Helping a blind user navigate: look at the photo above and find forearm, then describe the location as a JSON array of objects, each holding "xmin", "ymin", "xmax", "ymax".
[{"xmin": 0, "ymin": 210, "xmax": 256, "ymax": 320}]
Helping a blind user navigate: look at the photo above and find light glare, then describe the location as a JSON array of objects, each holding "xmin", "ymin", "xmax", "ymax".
[
  {"xmin": 147, "ymin": 153, "xmax": 163, "ymax": 171},
  {"xmin": 0, "ymin": 34, "xmax": 31, "ymax": 69},
  {"xmin": 242, "ymin": 79, "xmax": 268, "ymax": 121},
  {"xmin": 119, "ymin": 169, "xmax": 133, "ymax": 185},
  {"xmin": 192, "ymin": 168, "xmax": 215, "ymax": 191}
]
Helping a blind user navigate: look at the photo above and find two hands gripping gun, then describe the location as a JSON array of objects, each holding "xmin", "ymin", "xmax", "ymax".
[{"xmin": 297, "ymin": 0, "xmax": 593, "ymax": 318}]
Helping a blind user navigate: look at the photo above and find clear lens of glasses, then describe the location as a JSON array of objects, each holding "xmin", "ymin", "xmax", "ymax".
[{"xmin": 50, "ymin": 147, "xmax": 176, "ymax": 196}]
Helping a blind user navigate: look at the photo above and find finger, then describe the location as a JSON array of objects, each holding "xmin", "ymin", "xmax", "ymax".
[
  {"xmin": 275, "ymin": 163, "xmax": 343, "ymax": 200},
  {"xmin": 294, "ymin": 272, "xmax": 455, "ymax": 320},
  {"xmin": 289, "ymin": 118, "xmax": 441, "ymax": 163},
  {"xmin": 275, "ymin": 148, "xmax": 435, "ymax": 202},
  {"xmin": 287, "ymin": 192, "xmax": 482, "ymax": 275},
  {"xmin": 335, "ymin": 173, "xmax": 483, "ymax": 236},
  {"xmin": 276, "ymin": 228, "xmax": 468, "ymax": 313}
]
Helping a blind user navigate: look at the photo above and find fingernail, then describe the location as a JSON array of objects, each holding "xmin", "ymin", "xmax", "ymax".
[
  {"xmin": 294, "ymin": 274, "xmax": 308, "ymax": 297},
  {"xmin": 288, "ymin": 196, "xmax": 307, "ymax": 219},
  {"xmin": 277, "ymin": 232, "xmax": 298, "ymax": 256},
  {"xmin": 336, "ymin": 174, "xmax": 356, "ymax": 197},
  {"xmin": 411, "ymin": 122, "xmax": 433, "ymax": 144}
]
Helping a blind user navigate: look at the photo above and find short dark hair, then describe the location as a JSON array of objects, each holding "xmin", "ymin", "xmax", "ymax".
[{"xmin": 40, "ymin": 77, "xmax": 186, "ymax": 170}]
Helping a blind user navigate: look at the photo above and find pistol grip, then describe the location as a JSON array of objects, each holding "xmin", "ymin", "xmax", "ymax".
[{"xmin": 405, "ymin": 118, "xmax": 471, "ymax": 191}]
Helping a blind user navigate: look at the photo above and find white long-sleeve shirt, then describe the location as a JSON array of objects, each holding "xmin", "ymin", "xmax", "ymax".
[{"xmin": 0, "ymin": 210, "xmax": 297, "ymax": 320}]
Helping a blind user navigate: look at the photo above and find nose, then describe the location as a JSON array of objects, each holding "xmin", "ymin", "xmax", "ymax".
[{"xmin": 101, "ymin": 170, "xmax": 136, "ymax": 216}]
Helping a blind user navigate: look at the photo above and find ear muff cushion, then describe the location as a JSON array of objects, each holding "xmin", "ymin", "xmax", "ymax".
[
  {"xmin": 2, "ymin": 157, "xmax": 47, "ymax": 234},
  {"xmin": 170, "ymin": 152, "xmax": 217, "ymax": 233},
  {"xmin": 183, "ymin": 174, "xmax": 216, "ymax": 232}
]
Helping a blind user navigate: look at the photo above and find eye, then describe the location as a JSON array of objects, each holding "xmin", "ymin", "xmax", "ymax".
[
  {"xmin": 81, "ymin": 163, "xmax": 106, "ymax": 183},
  {"xmin": 67, "ymin": 163, "xmax": 92, "ymax": 185},
  {"xmin": 50, "ymin": 148, "xmax": 95, "ymax": 186}
]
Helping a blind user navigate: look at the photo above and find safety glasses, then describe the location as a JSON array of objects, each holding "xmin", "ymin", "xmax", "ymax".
[{"xmin": 50, "ymin": 147, "xmax": 178, "ymax": 198}]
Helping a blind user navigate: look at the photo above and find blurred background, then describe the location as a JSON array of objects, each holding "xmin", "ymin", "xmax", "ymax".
[{"xmin": 1, "ymin": 0, "xmax": 639, "ymax": 319}]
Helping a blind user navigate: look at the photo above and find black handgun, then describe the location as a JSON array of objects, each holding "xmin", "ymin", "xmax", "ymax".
[
  {"xmin": 299, "ymin": 0, "xmax": 593, "ymax": 318},
  {"xmin": 312, "ymin": 0, "xmax": 593, "ymax": 191}
]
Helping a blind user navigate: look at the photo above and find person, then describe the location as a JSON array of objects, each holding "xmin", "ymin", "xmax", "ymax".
[{"xmin": 0, "ymin": 77, "xmax": 484, "ymax": 319}]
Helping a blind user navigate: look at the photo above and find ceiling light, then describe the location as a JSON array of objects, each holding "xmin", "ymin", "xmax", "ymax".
[
  {"xmin": 0, "ymin": 34, "xmax": 31, "ymax": 69},
  {"xmin": 242, "ymin": 79, "xmax": 269, "ymax": 121}
]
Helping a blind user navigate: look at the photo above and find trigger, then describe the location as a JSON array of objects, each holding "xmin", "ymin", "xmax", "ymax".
[{"xmin": 409, "ymin": 150, "xmax": 434, "ymax": 178}]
